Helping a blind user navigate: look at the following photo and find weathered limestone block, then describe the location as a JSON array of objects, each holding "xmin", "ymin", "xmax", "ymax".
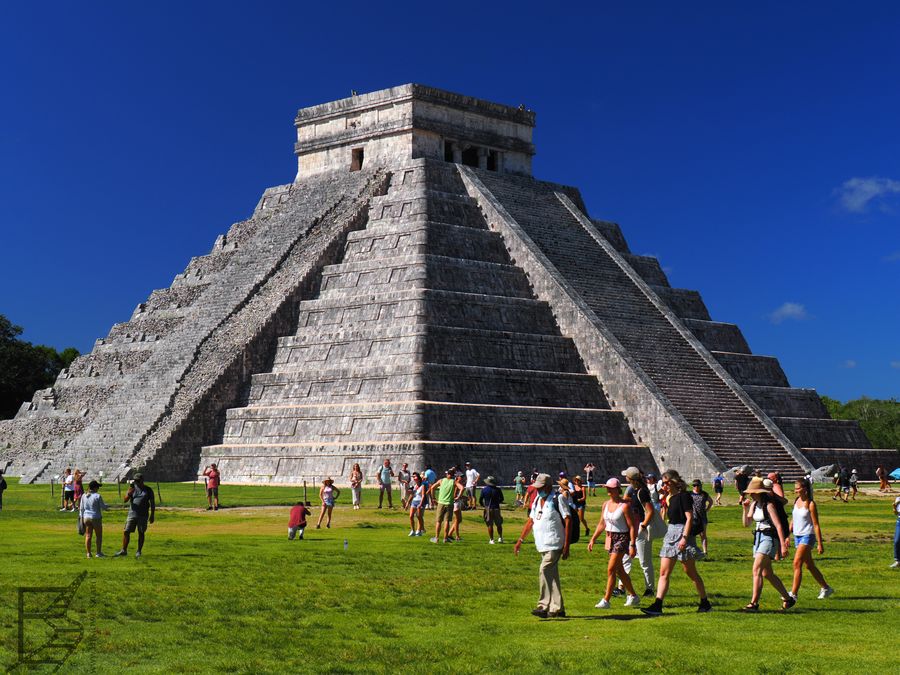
[
  {"xmin": 713, "ymin": 352, "xmax": 790, "ymax": 387},
  {"xmin": 743, "ymin": 385, "xmax": 828, "ymax": 419},
  {"xmin": 682, "ymin": 319, "xmax": 752, "ymax": 354},
  {"xmin": 650, "ymin": 286, "xmax": 711, "ymax": 321},
  {"xmin": 773, "ymin": 417, "xmax": 872, "ymax": 449},
  {"xmin": 623, "ymin": 254, "xmax": 670, "ymax": 287}
]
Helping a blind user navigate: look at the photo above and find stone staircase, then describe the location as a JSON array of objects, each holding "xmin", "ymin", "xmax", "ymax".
[
  {"xmin": 201, "ymin": 159, "xmax": 653, "ymax": 483},
  {"xmin": 474, "ymin": 170, "xmax": 808, "ymax": 477}
]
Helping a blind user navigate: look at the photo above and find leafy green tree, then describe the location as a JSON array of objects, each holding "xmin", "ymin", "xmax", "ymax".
[
  {"xmin": 822, "ymin": 395, "xmax": 900, "ymax": 449},
  {"xmin": 0, "ymin": 314, "xmax": 80, "ymax": 419}
]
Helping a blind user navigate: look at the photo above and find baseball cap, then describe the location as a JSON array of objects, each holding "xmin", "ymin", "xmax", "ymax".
[
  {"xmin": 621, "ymin": 466, "xmax": 642, "ymax": 481},
  {"xmin": 533, "ymin": 473, "xmax": 551, "ymax": 489},
  {"xmin": 604, "ymin": 477, "xmax": 621, "ymax": 489}
]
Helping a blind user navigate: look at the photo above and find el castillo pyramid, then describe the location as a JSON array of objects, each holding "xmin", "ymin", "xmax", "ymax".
[{"xmin": 2, "ymin": 85, "xmax": 896, "ymax": 484}]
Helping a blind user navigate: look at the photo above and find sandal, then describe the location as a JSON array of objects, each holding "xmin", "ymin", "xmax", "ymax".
[{"xmin": 742, "ymin": 603, "xmax": 759, "ymax": 612}]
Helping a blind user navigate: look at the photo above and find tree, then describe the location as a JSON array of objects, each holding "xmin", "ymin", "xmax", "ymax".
[
  {"xmin": 823, "ymin": 395, "xmax": 900, "ymax": 449},
  {"xmin": 0, "ymin": 314, "xmax": 80, "ymax": 419}
]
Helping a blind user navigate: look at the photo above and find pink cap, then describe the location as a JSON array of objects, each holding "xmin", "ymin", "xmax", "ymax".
[{"xmin": 604, "ymin": 477, "xmax": 621, "ymax": 489}]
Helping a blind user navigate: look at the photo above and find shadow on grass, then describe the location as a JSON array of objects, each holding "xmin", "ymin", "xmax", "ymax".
[{"xmin": 547, "ymin": 614, "xmax": 660, "ymax": 621}]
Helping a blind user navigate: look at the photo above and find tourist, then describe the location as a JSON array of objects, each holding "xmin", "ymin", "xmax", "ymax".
[
  {"xmin": 398, "ymin": 463, "xmax": 412, "ymax": 508},
  {"xmin": 657, "ymin": 475, "xmax": 670, "ymax": 520},
  {"xmin": 479, "ymin": 475, "xmax": 505, "ymax": 544},
  {"xmin": 588, "ymin": 477, "xmax": 640, "ymax": 609},
  {"xmin": 831, "ymin": 471, "xmax": 849, "ymax": 503},
  {"xmin": 79, "ymin": 480, "xmax": 109, "ymax": 558},
  {"xmin": 61, "ymin": 467, "xmax": 75, "ymax": 511},
  {"xmin": 691, "ymin": 480, "xmax": 713, "ymax": 555},
  {"xmin": 449, "ymin": 480, "xmax": 467, "ymax": 541},
  {"xmin": 288, "ymin": 501, "xmax": 311, "ymax": 540},
  {"xmin": 315, "ymin": 478, "xmax": 340, "ymax": 529},
  {"xmin": 767, "ymin": 472, "xmax": 785, "ymax": 499},
  {"xmin": 849, "ymin": 469, "xmax": 859, "ymax": 500},
  {"xmin": 646, "ymin": 473, "xmax": 661, "ymax": 511},
  {"xmin": 891, "ymin": 494, "xmax": 900, "ymax": 569},
  {"xmin": 641, "ymin": 470, "xmax": 711, "ymax": 616},
  {"xmin": 712, "ymin": 472, "xmax": 724, "ymax": 506},
  {"xmin": 203, "ymin": 463, "xmax": 221, "ymax": 510},
  {"xmin": 429, "ymin": 469, "xmax": 463, "ymax": 543},
  {"xmin": 788, "ymin": 478, "xmax": 833, "ymax": 600},
  {"xmin": 349, "ymin": 463, "xmax": 363, "ymax": 510},
  {"xmin": 72, "ymin": 469, "xmax": 85, "ymax": 510},
  {"xmin": 620, "ymin": 466, "xmax": 656, "ymax": 597},
  {"xmin": 584, "ymin": 462, "xmax": 597, "ymax": 497},
  {"xmin": 734, "ymin": 468, "xmax": 750, "ymax": 506},
  {"xmin": 114, "ymin": 473, "xmax": 155, "ymax": 558},
  {"xmin": 876, "ymin": 465, "xmax": 890, "ymax": 492},
  {"xmin": 377, "ymin": 459, "xmax": 395, "ymax": 509},
  {"xmin": 407, "ymin": 473, "xmax": 426, "ymax": 536},
  {"xmin": 0, "ymin": 469, "xmax": 6, "ymax": 510},
  {"xmin": 740, "ymin": 476, "xmax": 794, "ymax": 611},
  {"xmin": 572, "ymin": 476, "xmax": 590, "ymax": 536},
  {"xmin": 514, "ymin": 473, "xmax": 572, "ymax": 618},
  {"xmin": 464, "ymin": 462, "xmax": 480, "ymax": 509},
  {"xmin": 514, "ymin": 470, "xmax": 527, "ymax": 508},
  {"xmin": 423, "ymin": 465, "xmax": 437, "ymax": 509}
]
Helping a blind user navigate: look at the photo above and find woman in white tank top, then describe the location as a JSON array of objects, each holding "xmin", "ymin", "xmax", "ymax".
[
  {"xmin": 789, "ymin": 478, "xmax": 833, "ymax": 600},
  {"xmin": 587, "ymin": 478, "xmax": 639, "ymax": 609}
]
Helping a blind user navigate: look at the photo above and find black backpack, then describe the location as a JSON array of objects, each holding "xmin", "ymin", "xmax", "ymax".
[{"xmin": 546, "ymin": 490, "xmax": 580, "ymax": 545}]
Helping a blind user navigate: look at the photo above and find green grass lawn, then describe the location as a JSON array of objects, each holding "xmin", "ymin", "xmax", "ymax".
[{"xmin": 1, "ymin": 479, "xmax": 898, "ymax": 674}]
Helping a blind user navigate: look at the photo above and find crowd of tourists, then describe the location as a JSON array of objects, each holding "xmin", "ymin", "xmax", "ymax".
[{"xmin": 27, "ymin": 455, "xmax": 899, "ymax": 609}]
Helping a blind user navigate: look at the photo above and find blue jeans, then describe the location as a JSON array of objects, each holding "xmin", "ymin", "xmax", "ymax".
[{"xmin": 894, "ymin": 517, "xmax": 900, "ymax": 561}]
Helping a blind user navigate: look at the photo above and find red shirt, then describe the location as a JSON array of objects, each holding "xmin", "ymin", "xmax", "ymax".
[
  {"xmin": 289, "ymin": 505, "xmax": 309, "ymax": 527},
  {"xmin": 204, "ymin": 469, "xmax": 220, "ymax": 489}
]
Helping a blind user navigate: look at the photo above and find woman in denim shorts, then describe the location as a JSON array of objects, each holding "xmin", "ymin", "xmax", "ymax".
[
  {"xmin": 741, "ymin": 477, "xmax": 794, "ymax": 612},
  {"xmin": 789, "ymin": 478, "xmax": 833, "ymax": 600}
]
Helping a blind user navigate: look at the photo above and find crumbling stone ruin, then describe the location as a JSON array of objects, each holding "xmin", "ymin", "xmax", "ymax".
[{"xmin": 2, "ymin": 84, "xmax": 896, "ymax": 483}]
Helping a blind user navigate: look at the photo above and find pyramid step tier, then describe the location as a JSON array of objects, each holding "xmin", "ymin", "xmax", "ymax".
[
  {"xmin": 247, "ymin": 363, "xmax": 609, "ymax": 408},
  {"xmin": 273, "ymin": 324, "xmax": 588, "ymax": 374},
  {"xmin": 318, "ymin": 254, "xmax": 533, "ymax": 300},
  {"xmin": 199, "ymin": 441, "xmax": 655, "ymax": 485},
  {"xmin": 221, "ymin": 401, "xmax": 636, "ymax": 446}
]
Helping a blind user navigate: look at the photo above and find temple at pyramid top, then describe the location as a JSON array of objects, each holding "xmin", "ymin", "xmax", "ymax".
[{"xmin": 294, "ymin": 84, "xmax": 536, "ymax": 181}]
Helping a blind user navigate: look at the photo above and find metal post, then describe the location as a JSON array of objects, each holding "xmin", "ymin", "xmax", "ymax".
[
  {"xmin": 303, "ymin": 480, "xmax": 307, "ymax": 504},
  {"xmin": 156, "ymin": 481, "xmax": 162, "ymax": 505},
  {"xmin": 50, "ymin": 477, "xmax": 54, "ymax": 498}
]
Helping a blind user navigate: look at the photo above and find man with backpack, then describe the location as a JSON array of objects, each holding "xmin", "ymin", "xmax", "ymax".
[{"xmin": 514, "ymin": 473, "xmax": 573, "ymax": 618}]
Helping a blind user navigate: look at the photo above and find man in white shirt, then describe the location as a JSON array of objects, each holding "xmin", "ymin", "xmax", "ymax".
[
  {"xmin": 514, "ymin": 473, "xmax": 572, "ymax": 618},
  {"xmin": 464, "ymin": 462, "xmax": 480, "ymax": 510}
]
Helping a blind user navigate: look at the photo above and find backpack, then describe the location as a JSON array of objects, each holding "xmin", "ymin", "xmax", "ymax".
[{"xmin": 546, "ymin": 490, "xmax": 580, "ymax": 545}]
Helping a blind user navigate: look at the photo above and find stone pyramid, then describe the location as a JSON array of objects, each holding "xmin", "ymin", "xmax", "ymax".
[{"xmin": 2, "ymin": 85, "xmax": 895, "ymax": 484}]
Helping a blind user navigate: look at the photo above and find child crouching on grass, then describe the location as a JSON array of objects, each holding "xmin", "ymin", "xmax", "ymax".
[{"xmin": 289, "ymin": 501, "xmax": 311, "ymax": 540}]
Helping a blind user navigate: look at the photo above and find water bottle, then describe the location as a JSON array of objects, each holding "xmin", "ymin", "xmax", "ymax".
[{"xmin": 343, "ymin": 539, "xmax": 348, "ymax": 551}]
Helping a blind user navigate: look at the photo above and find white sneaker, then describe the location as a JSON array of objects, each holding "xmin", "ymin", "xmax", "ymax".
[
  {"xmin": 416, "ymin": 530, "xmax": 424, "ymax": 536},
  {"xmin": 818, "ymin": 586, "xmax": 834, "ymax": 599},
  {"xmin": 95, "ymin": 552, "xmax": 106, "ymax": 558},
  {"xmin": 497, "ymin": 537, "xmax": 504, "ymax": 543},
  {"xmin": 408, "ymin": 530, "xmax": 416, "ymax": 537},
  {"xmin": 594, "ymin": 599, "xmax": 611, "ymax": 609},
  {"xmin": 890, "ymin": 560, "xmax": 900, "ymax": 569},
  {"xmin": 788, "ymin": 591, "xmax": 797, "ymax": 601},
  {"xmin": 86, "ymin": 552, "xmax": 92, "ymax": 558},
  {"xmin": 430, "ymin": 537, "xmax": 438, "ymax": 543},
  {"xmin": 624, "ymin": 594, "xmax": 640, "ymax": 607},
  {"xmin": 135, "ymin": 551, "xmax": 142, "ymax": 558}
]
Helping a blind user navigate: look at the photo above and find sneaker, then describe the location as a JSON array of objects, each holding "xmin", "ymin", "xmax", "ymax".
[
  {"xmin": 640, "ymin": 600, "xmax": 663, "ymax": 616},
  {"xmin": 611, "ymin": 588, "xmax": 624, "ymax": 598},
  {"xmin": 207, "ymin": 506, "xmax": 212, "ymax": 511},
  {"xmin": 135, "ymin": 551, "xmax": 142, "ymax": 559},
  {"xmin": 86, "ymin": 552, "xmax": 92, "ymax": 558},
  {"xmin": 497, "ymin": 537, "xmax": 504, "ymax": 543},
  {"xmin": 113, "ymin": 550, "xmax": 127, "ymax": 557},
  {"xmin": 59, "ymin": 507, "xmax": 67, "ymax": 511},
  {"xmin": 444, "ymin": 538, "xmax": 452, "ymax": 543},
  {"xmin": 531, "ymin": 608, "xmax": 549, "ymax": 618},
  {"xmin": 890, "ymin": 560, "xmax": 900, "ymax": 569},
  {"xmin": 326, "ymin": 523, "xmax": 330, "ymax": 529},
  {"xmin": 788, "ymin": 592, "xmax": 797, "ymax": 601},
  {"xmin": 430, "ymin": 537, "xmax": 438, "ymax": 543},
  {"xmin": 548, "ymin": 610, "xmax": 567, "ymax": 618},
  {"xmin": 782, "ymin": 596, "xmax": 796, "ymax": 611},
  {"xmin": 214, "ymin": 506, "xmax": 219, "ymax": 511},
  {"xmin": 488, "ymin": 539, "xmax": 495, "ymax": 544},
  {"xmin": 95, "ymin": 552, "xmax": 106, "ymax": 558},
  {"xmin": 643, "ymin": 588, "xmax": 655, "ymax": 598},
  {"xmin": 624, "ymin": 594, "xmax": 641, "ymax": 607},
  {"xmin": 594, "ymin": 599, "xmax": 611, "ymax": 609},
  {"xmin": 697, "ymin": 598, "xmax": 712, "ymax": 613},
  {"xmin": 408, "ymin": 530, "xmax": 416, "ymax": 537},
  {"xmin": 818, "ymin": 586, "xmax": 834, "ymax": 599}
]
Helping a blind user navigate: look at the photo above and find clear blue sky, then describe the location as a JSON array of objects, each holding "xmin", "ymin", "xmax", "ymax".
[{"xmin": 1, "ymin": 2, "xmax": 897, "ymax": 401}]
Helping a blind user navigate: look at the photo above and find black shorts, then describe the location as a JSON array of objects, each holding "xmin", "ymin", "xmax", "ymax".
[{"xmin": 207, "ymin": 487, "xmax": 219, "ymax": 497}]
